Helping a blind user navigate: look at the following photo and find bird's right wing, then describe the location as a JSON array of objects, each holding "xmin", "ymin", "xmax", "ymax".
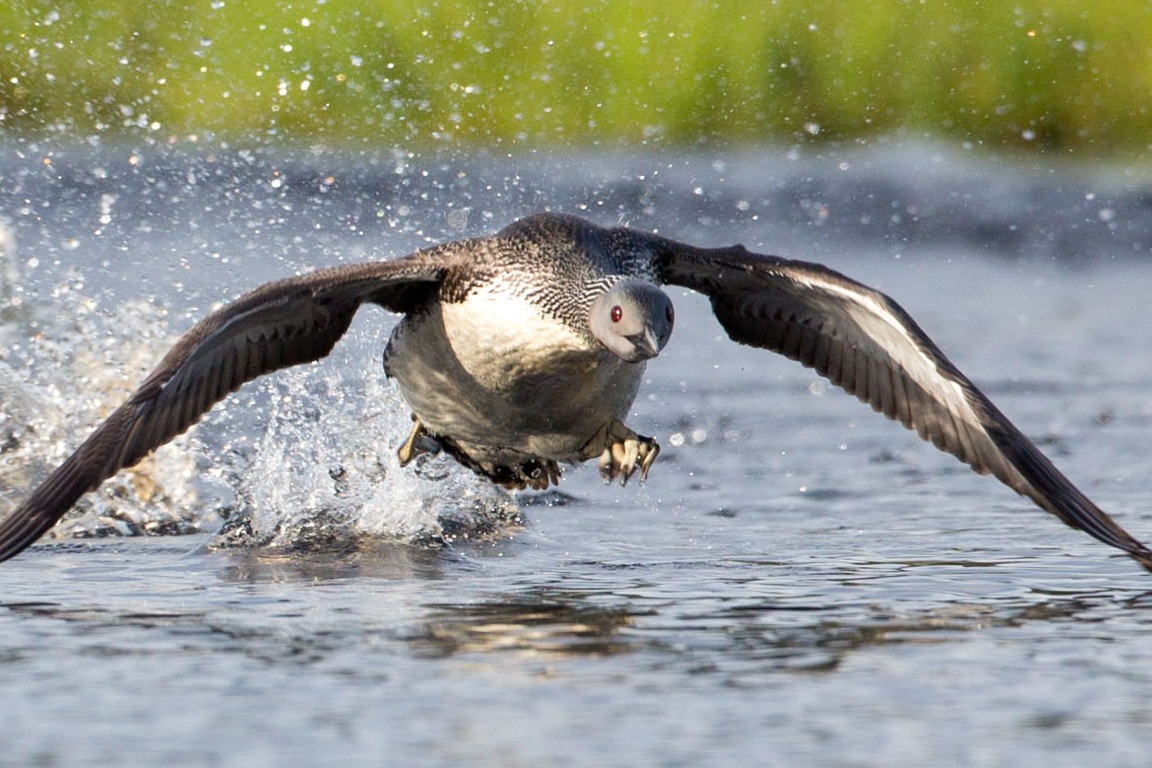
[{"xmin": 0, "ymin": 250, "xmax": 452, "ymax": 562}]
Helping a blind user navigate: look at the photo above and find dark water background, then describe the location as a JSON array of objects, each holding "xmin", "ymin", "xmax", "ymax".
[{"xmin": 1, "ymin": 143, "xmax": 1152, "ymax": 767}]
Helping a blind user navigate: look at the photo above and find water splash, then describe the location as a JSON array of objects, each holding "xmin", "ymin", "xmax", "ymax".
[
  {"xmin": 0, "ymin": 232, "xmax": 520, "ymax": 552},
  {"xmin": 206, "ymin": 347, "xmax": 521, "ymax": 552},
  {"xmin": 0, "ymin": 233, "xmax": 200, "ymax": 539}
]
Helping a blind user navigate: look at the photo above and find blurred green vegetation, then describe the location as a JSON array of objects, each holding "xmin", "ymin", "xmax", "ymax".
[{"xmin": 2, "ymin": 0, "xmax": 1151, "ymax": 154}]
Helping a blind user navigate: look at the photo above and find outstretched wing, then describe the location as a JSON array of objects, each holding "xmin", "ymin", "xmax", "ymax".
[
  {"xmin": 0, "ymin": 251, "xmax": 452, "ymax": 562},
  {"xmin": 655, "ymin": 239, "xmax": 1152, "ymax": 572}
]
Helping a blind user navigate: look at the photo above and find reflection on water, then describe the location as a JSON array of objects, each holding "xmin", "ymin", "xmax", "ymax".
[
  {"xmin": 6, "ymin": 551, "xmax": 1150, "ymax": 678},
  {"xmin": 4, "ymin": 535, "xmax": 1152, "ymax": 766},
  {"xmin": 215, "ymin": 541, "xmax": 451, "ymax": 584},
  {"xmin": 405, "ymin": 592, "xmax": 645, "ymax": 658}
]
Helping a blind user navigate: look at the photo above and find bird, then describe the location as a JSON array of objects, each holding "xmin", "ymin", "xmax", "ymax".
[{"xmin": 0, "ymin": 212, "xmax": 1150, "ymax": 572}]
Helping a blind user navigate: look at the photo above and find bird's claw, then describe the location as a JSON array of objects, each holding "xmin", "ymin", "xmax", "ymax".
[{"xmin": 584, "ymin": 420, "xmax": 660, "ymax": 486}]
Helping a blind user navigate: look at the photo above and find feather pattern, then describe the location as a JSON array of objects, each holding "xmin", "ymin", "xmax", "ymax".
[
  {"xmin": 654, "ymin": 239, "xmax": 1152, "ymax": 570},
  {"xmin": 0, "ymin": 255, "xmax": 450, "ymax": 561}
]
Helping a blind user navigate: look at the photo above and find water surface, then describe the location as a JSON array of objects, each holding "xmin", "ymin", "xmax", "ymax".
[{"xmin": 1, "ymin": 145, "xmax": 1152, "ymax": 767}]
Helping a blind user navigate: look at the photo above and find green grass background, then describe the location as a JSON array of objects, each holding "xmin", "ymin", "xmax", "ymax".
[{"xmin": 2, "ymin": 1, "xmax": 1151, "ymax": 154}]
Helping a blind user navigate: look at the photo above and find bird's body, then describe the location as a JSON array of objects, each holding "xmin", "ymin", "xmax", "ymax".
[
  {"xmin": 384, "ymin": 270, "xmax": 645, "ymax": 483},
  {"xmin": 382, "ymin": 215, "xmax": 667, "ymax": 487},
  {"xmin": 1, "ymin": 212, "xmax": 1151, "ymax": 573}
]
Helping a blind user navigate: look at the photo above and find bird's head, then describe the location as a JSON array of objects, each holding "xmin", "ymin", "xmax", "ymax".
[{"xmin": 589, "ymin": 279, "xmax": 675, "ymax": 363}]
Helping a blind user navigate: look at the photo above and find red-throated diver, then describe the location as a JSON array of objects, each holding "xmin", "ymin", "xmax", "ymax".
[{"xmin": 2, "ymin": 213, "xmax": 1149, "ymax": 572}]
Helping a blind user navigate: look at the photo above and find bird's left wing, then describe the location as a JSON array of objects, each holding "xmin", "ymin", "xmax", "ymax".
[
  {"xmin": 655, "ymin": 239, "xmax": 1152, "ymax": 571},
  {"xmin": 0, "ymin": 251, "xmax": 451, "ymax": 562}
]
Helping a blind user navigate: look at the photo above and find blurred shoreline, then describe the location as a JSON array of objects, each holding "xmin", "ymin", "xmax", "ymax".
[{"xmin": 3, "ymin": 2, "xmax": 1152, "ymax": 154}]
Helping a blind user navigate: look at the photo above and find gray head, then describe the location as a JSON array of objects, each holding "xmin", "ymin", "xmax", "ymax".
[{"xmin": 589, "ymin": 279, "xmax": 675, "ymax": 363}]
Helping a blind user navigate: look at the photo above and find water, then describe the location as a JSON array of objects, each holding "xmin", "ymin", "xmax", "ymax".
[{"xmin": 2, "ymin": 144, "xmax": 1152, "ymax": 767}]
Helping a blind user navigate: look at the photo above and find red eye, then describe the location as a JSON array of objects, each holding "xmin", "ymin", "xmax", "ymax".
[
  {"xmin": 611, "ymin": 305, "xmax": 623, "ymax": 323},
  {"xmin": 665, "ymin": 305, "xmax": 674, "ymax": 323}
]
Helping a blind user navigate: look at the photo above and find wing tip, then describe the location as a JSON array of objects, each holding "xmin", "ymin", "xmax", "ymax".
[
  {"xmin": 1131, "ymin": 551, "xmax": 1152, "ymax": 574},
  {"xmin": 0, "ymin": 506, "xmax": 59, "ymax": 563}
]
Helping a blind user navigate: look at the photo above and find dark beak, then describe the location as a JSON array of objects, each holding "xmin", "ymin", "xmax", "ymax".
[{"xmin": 624, "ymin": 329, "xmax": 661, "ymax": 363}]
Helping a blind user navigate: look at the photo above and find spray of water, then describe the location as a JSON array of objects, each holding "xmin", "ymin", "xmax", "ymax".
[
  {"xmin": 0, "ymin": 231, "xmax": 200, "ymax": 539},
  {"xmin": 206, "ymin": 348, "xmax": 521, "ymax": 552},
  {"xmin": 0, "ymin": 229, "xmax": 521, "ymax": 554}
]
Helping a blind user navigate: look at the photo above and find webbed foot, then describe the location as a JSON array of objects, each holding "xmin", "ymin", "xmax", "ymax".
[
  {"xmin": 397, "ymin": 416, "xmax": 441, "ymax": 466},
  {"xmin": 581, "ymin": 419, "xmax": 660, "ymax": 486},
  {"xmin": 496, "ymin": 459, "xmax": 563, "ymax": 492},
  {"xmin": 426, "ymin": 433, "xmax": 563, "ymax": 491}
]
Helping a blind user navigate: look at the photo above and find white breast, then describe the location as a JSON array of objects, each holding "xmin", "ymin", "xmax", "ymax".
[
  {"xmin": 440, "ymin": 288, "xmax": 594, "ymax": 392},
  {"xmin": 385, "ymin": 285, "xmax": 644, "ymax": 464}
]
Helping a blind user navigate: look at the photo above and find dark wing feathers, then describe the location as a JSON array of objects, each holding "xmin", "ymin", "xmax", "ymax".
[
  {"xmin": 657, "ymin": 241, "xmax": 1152, "ymax": 571},
  {"xmin": 0, "ymin": 254, "xmax": 449, "ymax": 562},
  {"xmin": 4, "ymin": 214, "xmax": 1150, "ymax": 573}
]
